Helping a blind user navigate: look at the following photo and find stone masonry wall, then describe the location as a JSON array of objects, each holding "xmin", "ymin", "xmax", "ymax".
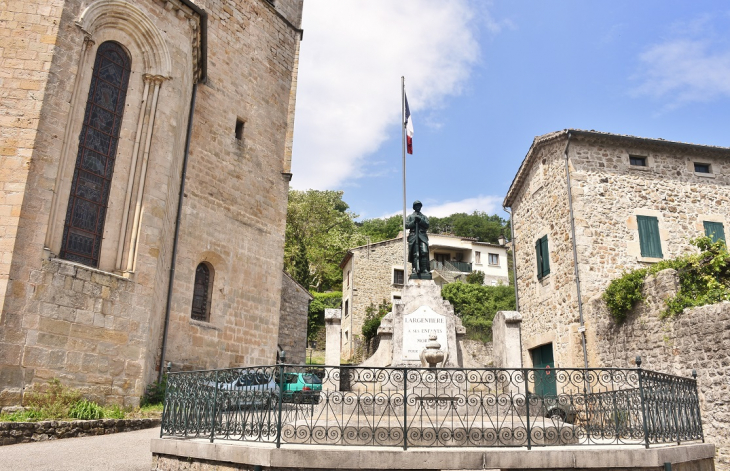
[
  {"xmin": 163, "ymin": 0, "xmax": 302, "ymax": 371},
  {"xmin": 342, "ymin": 239, "xmax": 409, "ymax": 361},
  {"xmin": 278, "ymin": 272, "xmax": 310, "ymax": 365},
  {"xmin": 0, "ymin": 417, "xmax": 160, "ymax": 446},
  {"xmin": 512, "ymin": 132, "xmax": 730, "ymax": 370},
  {"xmin": 1, "ymin": 0, "xmax": 303, "ymax": 404},
  {"xmin": 511, "ymin": 138, "xmax": 582, "ymax": 369},
  {"xmin": 0, "ymin": 0, "xmax": 64, "ymax": 338},
  {"xmin": 586, "ymin": 269, "xmax": 730, "ymax": 471}
]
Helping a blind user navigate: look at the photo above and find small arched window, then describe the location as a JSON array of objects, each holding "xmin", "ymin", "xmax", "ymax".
[
  {"xmin": 60, "ymin": 41, "xmax": 131, "ymax": 267},
  {"xmin": 191, "ymin": 263, "xmax": 214, "ymax": 321}
]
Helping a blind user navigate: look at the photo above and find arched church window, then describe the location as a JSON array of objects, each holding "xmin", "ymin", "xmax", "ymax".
[
  {"xmin": 60, "ymin": 41, "xmax": 131, "ymax": 267},
  {"xmin": 191, "ymin": 263, "xmax": 214, "ymax": 321}
]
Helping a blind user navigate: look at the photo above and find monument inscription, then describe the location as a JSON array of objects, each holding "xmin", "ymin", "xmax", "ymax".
[{"xmin": 402, "ymin": 306, "xmax": 448, "ymax": 361}]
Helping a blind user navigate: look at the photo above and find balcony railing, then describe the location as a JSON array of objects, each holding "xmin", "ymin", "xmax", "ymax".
[
  {"xmin": 430, "ymin": 260, "xmax": 472, "ymax": 273},
  {"xmin": 160, "ymin": 364, "xmax": 703, "ymax": 449}
]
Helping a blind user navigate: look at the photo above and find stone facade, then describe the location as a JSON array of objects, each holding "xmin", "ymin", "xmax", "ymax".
[
  {"xmin": 278, "ymin": 272, "xmax": 311, "ymax": 365},
  {"xmin": 504, "ymin": 130, "xmax": 730, "ymax": 370},
  {"xmin": 0, "ymin": 0, "xmax": 303, "ymax": 406},
  {"xmin": 587, "ymin": 269, "xmax": 730, "ymax": 470},
  {"xmin": 340, "ymin": 235, "xmax": 508, "ymax": 361}
]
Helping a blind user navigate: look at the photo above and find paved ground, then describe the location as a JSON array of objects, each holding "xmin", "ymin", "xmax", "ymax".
[{"xmin": 0, "ymin": 426, "xmax": 158, "ymax": 471}]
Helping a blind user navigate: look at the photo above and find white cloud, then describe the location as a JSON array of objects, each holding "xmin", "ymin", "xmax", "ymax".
[
  {"xmin": 291, "ymin": 1, "xmax": 481, "ymax": 190},
  {"xmin": 379, "ymin": 195, "xmax": 504, "ymax": 219},
  {"xmin": 632, "ymin": 15, "xmax": 730, "ymax": 108}
]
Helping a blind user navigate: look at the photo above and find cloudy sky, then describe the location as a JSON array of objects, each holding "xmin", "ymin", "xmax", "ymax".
[{"xmin": 291, "ymin": 1, "xmax": 730, "ymax": 220}]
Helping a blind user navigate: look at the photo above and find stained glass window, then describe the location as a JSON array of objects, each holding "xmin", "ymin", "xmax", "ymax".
[
  {"xmin": 191, "ymin": 263, "xmax": 213, "ymax": 321},
  {"xmin": 60, "ymin": 41, "xmax": 131, "ymax": 267}
]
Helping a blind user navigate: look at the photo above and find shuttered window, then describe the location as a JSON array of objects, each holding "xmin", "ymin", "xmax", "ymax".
[
  {"xmin": 535, "ymin": 235, "xmax": 550, "ymax": 280},
  {"xmin": 637, "ymin": 216, "xmax": 663, "ymax": 258},
  {"xmin": 703, "ymin": 221, "xmax": 726, "ymax": 244}
]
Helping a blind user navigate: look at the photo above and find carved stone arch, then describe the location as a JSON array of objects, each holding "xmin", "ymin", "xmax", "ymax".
[{"xmin": 77, "ymin": 0, "xmax": 171, "ymax": 77}]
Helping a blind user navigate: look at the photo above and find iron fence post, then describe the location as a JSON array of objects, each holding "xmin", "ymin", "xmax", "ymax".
[
  {"xmin": 403, "ymin": 367, "xmax": 408, "ymax": 451},
  {"xmin": 671, "ymin": 378, "xmax": 680, "ymax": 445},
  {"xmin": 210, "ymin": 370, "xmax": 218, "ymax": 443},
  {"xmin": 636, "ymin": 356, "xmax": 650, "ymax": 449},
  {"xmin": 276, "ymin": 363, "xmax": 285, "ymax": 448},
  {"xmin": 524, "ymin": 369, "xmax": 531, "ymax": 450},
  {"xmin": 692, "ymin": 370, "xmax": 704, "ymax": 443}
]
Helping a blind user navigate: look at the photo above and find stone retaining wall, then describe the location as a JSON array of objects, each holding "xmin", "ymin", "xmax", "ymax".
[
  {"xmin": 0, "ymin": 417, "xmax": 160, "ymax": 446},
  {"xmin": 586, "ymin": 268, "xmax": 730, "ymax": 470}
]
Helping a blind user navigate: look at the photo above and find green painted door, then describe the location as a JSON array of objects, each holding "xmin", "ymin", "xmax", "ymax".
[{"xmin": 531, "ymin": 343, "xmax": 557, "ymax": 396}]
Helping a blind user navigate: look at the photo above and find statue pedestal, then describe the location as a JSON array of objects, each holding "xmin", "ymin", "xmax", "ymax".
[{"xmin": 360, "ymin": 279, "xmax": 465, "ymax": 368}]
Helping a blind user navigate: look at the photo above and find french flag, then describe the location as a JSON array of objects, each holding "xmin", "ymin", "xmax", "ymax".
[{"xmin": 405, "ymin": 93, "xmax": 414, "ymax": 154}]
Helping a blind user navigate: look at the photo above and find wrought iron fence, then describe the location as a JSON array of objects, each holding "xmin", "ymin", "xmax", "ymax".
[{"xmin": 160, "ymin": 363, "xmax": 703, "ymax": 449}]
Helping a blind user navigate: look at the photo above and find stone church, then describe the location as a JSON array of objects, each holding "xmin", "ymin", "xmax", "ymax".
[{"xmin": 0, "ymin": 0, "xmax": 304, "ymax": 406}]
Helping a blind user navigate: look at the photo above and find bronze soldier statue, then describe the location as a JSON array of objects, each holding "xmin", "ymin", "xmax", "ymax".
[{"xmin": 406, "ymin": 200, "xmax": 432, "ymax": 280}]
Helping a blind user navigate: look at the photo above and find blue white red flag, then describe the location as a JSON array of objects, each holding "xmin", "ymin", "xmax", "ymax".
[{"xmin": 405, "ymin": 93, "xmax": 414, "ymax": 154}]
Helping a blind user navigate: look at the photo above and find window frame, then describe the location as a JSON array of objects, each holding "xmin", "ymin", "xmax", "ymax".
[
  {"xmin": 629, "ymin": 155, "xmax": 647, "ymax": 167},
  {"xmin": 637, "ymin": 215, "xmax": 663, "ymax": 259},
  {"xmin": 393, "ymin": 268, "xmax": 404, "ymax": 285},
  {"xmin": 703, "ymin": 221, "xmax": 726, "ymax": 244},
  {"xmin": 488, "ymin": 253, "xmax": 500, "ymax": 266},
  {"xmin": 535, "ymin": 235, "xmax": 550, "ymax": 280},
  {"xmin": 191, "ymin": 262, "xmax": 214, "ymax": 322}
]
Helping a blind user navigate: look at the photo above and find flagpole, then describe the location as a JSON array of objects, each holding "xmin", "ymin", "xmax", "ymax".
[{"xmin": 401, "ymin": 77, "xmax": 407, "ymax": 280}]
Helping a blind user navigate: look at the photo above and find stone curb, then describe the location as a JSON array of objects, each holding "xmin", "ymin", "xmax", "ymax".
[{"xmin": 0, "ymin": 417, "xmax": 161, "ymax": 446}]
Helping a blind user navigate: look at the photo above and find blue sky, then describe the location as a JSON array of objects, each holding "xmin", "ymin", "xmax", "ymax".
[{"xmin": 291, "ymin": 1, "xmax": 730, "ymax": 220}]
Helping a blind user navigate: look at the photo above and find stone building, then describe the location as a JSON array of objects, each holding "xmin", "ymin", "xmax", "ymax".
[
  {"xmin": 339, "ymin": 234, "xmax": 509, "ymax": 360},
  {"xmin": 277, "ymin": 272, "xmax": 312, "ymax": 365},
  {"xmin": 503, "ymin": 129, "xmax": 730, "ymax": 370},
  {"xmin": 0, "ymin": 0, "xmax": 304, "ymax": 406}
]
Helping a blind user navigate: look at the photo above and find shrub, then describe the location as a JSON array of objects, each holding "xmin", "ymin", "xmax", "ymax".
[
  {"xmin": 603, "ymin": 237, "xmax": 730, "ymax": 323},
  {"xmin": 140, "ymin": 375, "xmax": 167, "ymax": 407},
  {"xmin": 465, "ymin": 270, "xmax": 485, "ymax": 285},
  {"xmin": 361, "ymin": 300, "xmax": 391, "ymax": 345},
  {"xmin": 24, "ymin": 378, "xmax": 82, "ymax": 419},
  {"xmin": 441, "ymin": 282, "xmax": 516, "ymax": 342},
  {"xmin": 69, "ymin": 399, "xmax": 104, "ymax": 420},
  {"xmin": 104, "ymin": 404, "xmax": 126, "ymax": 419}
]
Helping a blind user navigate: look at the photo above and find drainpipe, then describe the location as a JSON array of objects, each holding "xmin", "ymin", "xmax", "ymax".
[
  {"xmin": 158, "ymin": 3, "xmax": 207, "ymax": 381},
  {"xmin": 502, "ymin": 205, "xmax": 522, "ymax": 367},
  {"xmin": 563, "ymin": 132, "xmax": 589, "ymax": 369}
]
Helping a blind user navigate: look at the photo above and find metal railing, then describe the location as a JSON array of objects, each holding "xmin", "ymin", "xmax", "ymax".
[
  {"xmin": 431, "ymin": 260, "xmax": 472, "ymax": 273},
  {"xmin": 160, "ymin": 363, "xmax": 703, "ymax": 449}
]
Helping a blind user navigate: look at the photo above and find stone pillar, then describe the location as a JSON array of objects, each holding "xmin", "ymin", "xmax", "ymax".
[
  {"xmin": 492, "ymin": 311, "xmax": 523, "ymax": 394},
  {"xmin": 324, "ymin": 308, "xmax": 341, "ymax": 391}
]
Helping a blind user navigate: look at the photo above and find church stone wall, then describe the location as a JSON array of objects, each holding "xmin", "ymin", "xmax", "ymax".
[{"xmin": 0, "ymin": 0, "xmax": 303, "ymax": 405}]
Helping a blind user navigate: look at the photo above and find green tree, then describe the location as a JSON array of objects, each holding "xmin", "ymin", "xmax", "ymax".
[
  {"xmin": 357, "ymin": 215, "xmax": 403, "ymax": 242},
  {"xmin": 441, "ymin": 282, "xmax": 516, "ymax": 342},
  {"xmin": 307, "ymin": 291, "xmax": 342, "ymax": 342},
  {"xmin": 361, "ymin": 300, "xmax": 392, "ymax": 345},
  {"xmin": 284, "ymin": 190, "xmax": 365, "ymax": 291},
  {"xmin": 429, "ymin": 211, "xmax": 508, "ymax": 243},
  {"xmin": 465, "ymin": 270, "xmax": 485, "ymax": 285}
]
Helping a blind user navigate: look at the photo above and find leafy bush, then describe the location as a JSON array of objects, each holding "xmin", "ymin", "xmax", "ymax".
[
  {"xmin": 140, "ymin": 375, "xmax": 167, "ymax": 407},
  {"xmin": 441, "ymin": 282, "xmax": 516, "ymax": 342},
  {"xmin": 361, "ymin": 300, "xmax": 391, "ymax": 344},
  {"xmin": 307, "ymin": 291, "xmax": 341, "ymax": 342},
  {"xmin": 69, "ymin": 399, "xmax": 104, "ymax": 420},
  {"xmin": 24, "ymin": 378, "xmax": 82, "ymax": 419},
  {"xmin": 465, "ymin": 270, "xmax": 485, "ymax": 285},
  {"xmin": 104, "ymin": 404, "xmax": 126, "ymax": 419},
  {"xmin": 603, "ymin": 237, "xmax": 730, "ymax": 323}
]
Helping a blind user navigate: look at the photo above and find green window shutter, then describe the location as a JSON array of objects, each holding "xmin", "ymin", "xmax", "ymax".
[
  {"xmin": 536, "ymin": 235, "xmax": 550, "ymax": 279},
  {"xmin": 637, "ymin": 216, "xmax": 663, "ymax": 258},
  {"xmin": 540, "ymin": 236, "xmax": 550, "ymax": 276},
  {"xmin": 703, "ymin": 221, "xmax": 726, "ymax": 244}
]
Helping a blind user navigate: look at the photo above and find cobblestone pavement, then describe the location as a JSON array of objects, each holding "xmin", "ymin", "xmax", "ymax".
[{"xmin": 0, "ymin": 426, "xmax": 158, "ymax": 471}]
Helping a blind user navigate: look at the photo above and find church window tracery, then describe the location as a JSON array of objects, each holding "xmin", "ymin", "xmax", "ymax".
[{"xmin": 60, "ymin": 41, "xmax": 131, "ymax": 267}]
